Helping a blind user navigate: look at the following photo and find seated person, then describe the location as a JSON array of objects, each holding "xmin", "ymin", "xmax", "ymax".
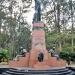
[
  {"xmin": 38, "ymin": 52, "xmax": 44, "ymax": 62},
  {"xmin": 21, "ymin": 49, "xmax": 27, "ymax": 57},
  {"xmin": 13, "ymin": 55, "xmax": 22, "ymax": 61}
]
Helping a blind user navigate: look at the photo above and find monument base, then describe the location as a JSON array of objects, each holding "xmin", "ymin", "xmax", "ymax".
[
  {"xmin": 9, "ymin": 23, "xmax": 66, "ymax": 69},
  {"xmin": 9, "ymin": 53, "xmax": 29, "ymax": 68},
  {"xmin": 9, "ymin": 50, "xmax": 66, "ymax": 69},
  {"xmin": 33, "ymin": 62, "xmax": 50, "ymax": 70}
]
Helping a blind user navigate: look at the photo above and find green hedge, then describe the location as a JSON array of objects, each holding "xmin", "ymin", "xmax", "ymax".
[{"xmin": 59, "ymin": 51, "xmax": 75, "ymax": 62}]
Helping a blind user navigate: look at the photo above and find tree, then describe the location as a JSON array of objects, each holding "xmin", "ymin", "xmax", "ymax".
[
  {"xmin": 69, "ymin": 0, "xmax": 74, "ymax": 51},
  {"xmin": 0, "ymin": 0, "xmax": 32, "ymax": 59},
  {"xmin": 43, "ymin": 0, "xmax": 75, "ymax": 53},
  {"xmin": 18, "ymin": 23, "xmax": 31, "ymax": 52}
]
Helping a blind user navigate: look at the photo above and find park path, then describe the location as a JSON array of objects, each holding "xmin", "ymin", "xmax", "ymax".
[{"xmin": 0, "ymin": 65, "xmax": 9, "ymax": 68}]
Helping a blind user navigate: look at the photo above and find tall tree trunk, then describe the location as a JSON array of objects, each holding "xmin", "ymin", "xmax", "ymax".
[
  {"xmin": 57, "ymin": 0, "xmax": 61, "ymax": 52},
  {"xmin": 53, "ymin": 1, "xmax": 57, "ymax": 32},
  {"xmin": 57, "ymin": 0, "xmax": 60, "ymax": 33},
  {"xmin": 59, "ymin": 41, "xmax": 62, "ymax": 52},
  {"xmin": 70, "ymin": 0, "xmax": 74, "ymax": 51},
  {"xmin": 53, "ymin": 0, "xmax": 61, "ymax": 52}
]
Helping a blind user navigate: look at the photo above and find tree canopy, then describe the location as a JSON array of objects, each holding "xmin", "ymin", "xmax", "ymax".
[{"xmin": 0, "ymin": 0, "xmax": 75, "ymax": 59}]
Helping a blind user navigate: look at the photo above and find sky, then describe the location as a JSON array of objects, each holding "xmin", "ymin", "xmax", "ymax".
[
  {"xmin": 17, "ymin": 0, "xmax": 75, "ymax": 25},
  {"xmin": 3, "ymin": 0, "xmax": 75, "ymax": 26},
  {"xmin": 17, "ymin": 0, "xmax": 35, "ymax": 25},
  {"xmin": 3, "ymin": 0, "xmax": 35, "ymax": 25}
]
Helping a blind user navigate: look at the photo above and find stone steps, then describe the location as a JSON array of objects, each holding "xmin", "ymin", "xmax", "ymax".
[{"xmin": 2, "ymin": 67, "xmax": 75, "ymax": 75}]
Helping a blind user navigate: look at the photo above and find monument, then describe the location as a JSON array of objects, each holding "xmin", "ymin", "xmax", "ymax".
[
  {"xmin": 33, "ymin": 0, "xmax": 41, "ymax": 23},
  {"xmin": 9, "ymin": 0, "xmax": 66, "ymax": 69}
]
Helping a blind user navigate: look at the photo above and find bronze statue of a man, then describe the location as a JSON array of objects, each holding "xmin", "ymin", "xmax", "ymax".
[{"xmin": 33, "ymin": 0, "xmax": 41, "ymax": 23}]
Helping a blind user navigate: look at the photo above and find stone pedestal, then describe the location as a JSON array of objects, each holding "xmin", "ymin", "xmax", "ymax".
[
  {"xmin": 32, "ymin": 30, "xmax": 46, "ymax": 50},
  {"xmin": 9, "ymin": 53, "xmax": 29, "ymax": 68},
  {"xmin": 29, "ymin": 48, "xmax": 49, "ymax": 67},
  {"xmin": 9, "ymin": 23, "xmax": 66, "ymax": 69},
  {"xmin": 33, "ymin": 62, "xmax": 50, "ymax": 70}
]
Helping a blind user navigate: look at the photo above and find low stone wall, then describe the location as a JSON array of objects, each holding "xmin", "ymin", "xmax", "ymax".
[{"xmin": 9, "ymin": 53, "xmax": 29, "ymax": 68}]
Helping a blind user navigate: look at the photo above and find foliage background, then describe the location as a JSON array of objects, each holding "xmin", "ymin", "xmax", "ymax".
[{"xmin": 0, "ymin": 0, "xmax": 75, "ymax": 60}]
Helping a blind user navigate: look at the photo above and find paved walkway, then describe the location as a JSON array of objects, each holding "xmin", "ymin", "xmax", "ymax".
[
  {"xmin": 0, "ymin": 63, "xmax": 75, "ymax": 68},
  {"xmin": 0, "ymin": 65, "xmax": 9, "ymax": 68}
]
